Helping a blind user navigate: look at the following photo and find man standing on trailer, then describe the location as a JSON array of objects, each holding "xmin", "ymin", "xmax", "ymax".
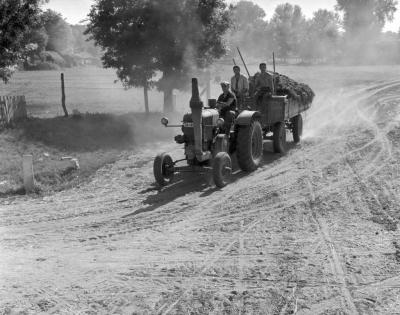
[
  {"xmin": 253, "ymin": 63, "xmax": 275, "ymax": 107},
  {"xmin": 230, "ymin": 65, "xmax": 248, "ymax": 109},
  {"xmin": 254, "ymin": 62, "xmax": 275, "ymax": 95}
]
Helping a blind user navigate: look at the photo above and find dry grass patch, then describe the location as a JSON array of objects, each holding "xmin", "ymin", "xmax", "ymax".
[{"xmin": 0, "ymin": 112, "xmax": 168, "ymax": 196}]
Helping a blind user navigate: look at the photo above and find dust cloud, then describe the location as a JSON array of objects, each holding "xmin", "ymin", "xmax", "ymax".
[{"xmin": 298, "ymin": 66, "xmax": 400, "ymax": 142}]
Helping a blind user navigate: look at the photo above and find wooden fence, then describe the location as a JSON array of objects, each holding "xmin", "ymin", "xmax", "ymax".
[{"xmin": 0, "ymin": 96, "xmax": 27, "ymax": 125}]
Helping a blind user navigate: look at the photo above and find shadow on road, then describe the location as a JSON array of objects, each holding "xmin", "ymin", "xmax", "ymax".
[{"xmin": 123, "ymin": 141, "xmax": 297, "ymax": 218}]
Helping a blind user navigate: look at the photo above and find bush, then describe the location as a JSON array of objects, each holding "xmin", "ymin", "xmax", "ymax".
[
  {"xmin": 40, "ymin": 50, "xmax": 66, "ymax": 67},
  {"xmin": 24, "ymin": 61, "xmax": 60, "ymax": 71},
  {"xmin": 21, "ymin": 113, "xmax": 135, "ymax": 151},
  {"xmin": 60, "ymin": 54, "xmax": 78, "ymax": 67}
]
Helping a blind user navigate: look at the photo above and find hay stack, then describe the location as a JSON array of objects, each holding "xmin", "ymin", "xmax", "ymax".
[{"xmin": 274, "ymin": 73, "xmax": 315, "ymax": 104}]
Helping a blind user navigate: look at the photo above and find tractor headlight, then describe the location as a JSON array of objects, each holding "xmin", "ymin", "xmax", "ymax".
[
  {"xmin": 161, "ymin": 117, "xmax": 169, "ymax": 126},
  {"xmin": 217, "ymin": 118, "xmax": 225, "ymax": 128}
]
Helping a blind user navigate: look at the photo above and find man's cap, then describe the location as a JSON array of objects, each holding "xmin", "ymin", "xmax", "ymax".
[{"xmin": 220, "ymin": 81, "xmax": 230, "ymax": 87}]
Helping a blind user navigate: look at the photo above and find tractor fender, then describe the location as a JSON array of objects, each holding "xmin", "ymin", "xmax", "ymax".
[{"xmin": 235, "ymin": 110, "xmax": 261, "ymax": 126}]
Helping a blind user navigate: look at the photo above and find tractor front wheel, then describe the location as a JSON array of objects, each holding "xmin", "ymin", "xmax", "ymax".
[
  {"xmin": 213, "ymin": 152, "xmax": 232, "ymax": 188},
  {"xmin": 153, "ymin": 153, "xmax": 174, "ymax": 186},
  {"xmin": 273, "ymin": 122, "xmax": 287, "ymax": 153},
  {"xmin": 236, "ymin": 120, "xmax": 263, "ymax": 172}
]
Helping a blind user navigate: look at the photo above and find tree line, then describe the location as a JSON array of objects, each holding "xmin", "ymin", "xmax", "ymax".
[
  {"xmin": 1, "ymin": 0, "xmax": 399, "ymax": 112},
  {"xmin": 23, "ymin": 9, "xmax": 102, "ymax": 70},
  {"xmin": 0, "ymin": 0, "xmax": 100, "ymax": 82},
  {"xmin": 228, "ymin": 0, "xmax": 399, "ymax": 64}
]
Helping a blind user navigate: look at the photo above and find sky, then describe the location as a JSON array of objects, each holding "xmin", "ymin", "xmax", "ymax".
[{"xmin": 44, "ymin": 0, "xmax": 400, "ymax": 32}]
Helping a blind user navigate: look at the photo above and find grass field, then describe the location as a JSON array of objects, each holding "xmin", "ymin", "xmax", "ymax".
[
  {"xmin": 2, "ymin": 64, "xmax": 400, "ymax": 117},
  {"xmin": 1, "ymin": 64, "xmax": 400, "ymax": 196},
  {"xmin": 0, "ymin": 67, "xmax": 165, "ymax": 117}
]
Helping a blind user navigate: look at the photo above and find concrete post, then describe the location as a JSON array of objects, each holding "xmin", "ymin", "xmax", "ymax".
[{"xmin": 23, "ymin": 155, "xmax": 35, "ymax": 193}]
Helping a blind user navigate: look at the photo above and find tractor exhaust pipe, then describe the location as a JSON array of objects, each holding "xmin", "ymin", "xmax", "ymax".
[{"xmin": 190, "ymin": 78, "xmax": 204, "ymax": 158}]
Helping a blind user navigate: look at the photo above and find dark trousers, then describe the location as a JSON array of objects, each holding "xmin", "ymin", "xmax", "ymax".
[
  {"xmin": 220, "ymin": 107, "xmax": 235, "ymax": 135},
  {"xmin": 254, "ymin": 87, "xmax": 272, "ymax": 107}
]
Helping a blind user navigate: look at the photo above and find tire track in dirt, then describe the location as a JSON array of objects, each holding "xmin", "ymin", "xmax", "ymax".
[
  {"xmin": 306, "ymin": 80, "xmax": 400, "ymax": 219},
  {"xmin": 345, "ymin": 83, "xmax": 400, "ymax": 225},
  {"xmin": 148, "ymin": 152, "xmax": 326, "ymax": 313},
  {"xmin": 157, "ymin": 201, "xmax": 303, "ymax": 314},
  {"xmin": 155, "ymin": 92, "xmax": 365, "ymax": 313},
  {"xmin": 2, "ymin": 76, "xmax": 400, "ymax": 314},
  {"xmin": 294, "ymin": 80, "xmax": 400, "ymax": 314},
  {"xmin": 158, "ymin": 79, "xmax": 398, "ymax": 313},
  {"xmin": 345, "ymin": 161, "xmax": 398, "ymax": 230},
  {"xmin": 304, "ymin": 176, "xmax": 359, "ymax": 315},
  {"xmin": 152, "ymin": 78, "xmax": 400, "ymax": 313}
]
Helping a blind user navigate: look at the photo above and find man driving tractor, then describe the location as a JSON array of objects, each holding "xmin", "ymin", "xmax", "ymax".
[{"xmin": 216, "ymin": 81, "xmax": 237, "ymax": 134}]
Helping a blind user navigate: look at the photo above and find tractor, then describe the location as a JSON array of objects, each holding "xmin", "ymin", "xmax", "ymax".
[
  {"xmin": 153, "ymin": 78, "xmax": 263, "ymax": 188},
  {"xmin": 153, "ymin": 76, "xmax": 311, "ymax": 188}
]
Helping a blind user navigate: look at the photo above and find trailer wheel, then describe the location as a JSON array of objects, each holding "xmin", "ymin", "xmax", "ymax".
[
  {"xmin": 291, "ymin": 114, "xmax": 303, "ymax": 143},
  {"xmin": 153, "ymin": 153, "xmax": 174, "ymax": 186},
  {"xmin": 213, "ymin": 152, "xmax": 232, "ymax": 188},
  {"xmin": 273, "ymin": 122, "xmax": 287, "ymax": 154},
  {"xmin": 236, "ymin": 120, "xmax": 263, "ymax": 172}
]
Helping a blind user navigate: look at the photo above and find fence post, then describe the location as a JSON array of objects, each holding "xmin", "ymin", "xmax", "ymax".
[
  {"xmin": 61, "ymin": 73, "xmax": 68, "ymax": 117},
  {"xmin": 5, "ymin": 97, "xmax": 11, "ymax": 124},
  {"xmin": 206, "ymin": 79, "xmax": 211, "ymax": 100},
  {"xmin": 23, "ymin": 155, "xmax": 35, "ymax": 193},
  {"xmin": 143, "ymin": 83, "xmax": 149, "ymax": 115},
  {"xmin": 19, "ymin": 96, "xmax": 27, "ymax": 118},
  {"xmin": 0, "ymin": 96, "xmax": 4, "ymax": 122}
]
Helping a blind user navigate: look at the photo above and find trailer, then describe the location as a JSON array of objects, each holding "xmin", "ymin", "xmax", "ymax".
[{"xmin": 241, "ymin": 93, "xmax": 311, "ymax": 153}]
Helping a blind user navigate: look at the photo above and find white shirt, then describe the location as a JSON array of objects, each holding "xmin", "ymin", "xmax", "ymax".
[{"xmin": 230, "ymin": 74, "xmax": 249, "ymax": 96}]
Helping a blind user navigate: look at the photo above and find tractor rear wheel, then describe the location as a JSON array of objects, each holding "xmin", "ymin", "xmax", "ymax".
[
  {"xmin": 236, "ymin": 120, "xmax": 263, "ymax": 172},
  {"xmin": 273, "ymin": 122, "xmax": 287, "ymax": 154},
  {"xmin": 291, "ymin": 114, "xmax": 303, "ymax": 143},
  {"xmin": 153, "ymin": 153, "xmax": 174, "ymax": 186},
  {"xmin": 213, "ymin": 152, "xmax": 232, "ymax": 188}
]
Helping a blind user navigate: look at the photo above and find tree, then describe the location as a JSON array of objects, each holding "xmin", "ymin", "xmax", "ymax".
[
  {"xmin": 22, "ymin": 26, "xmax": 49, "ymax": 68},
  {"xmin": 0, "ymin": 0, "xmax": 44, "ymax": 82},
  {"xmin": 226, "ymin": 1, "xmax": 270, "ymax": 60},
  {"xmin": 336, "ymin": 0, "xmax": 397, "ymax": 62},
  {"xmin": 270, "ymin": 3, "xmax": 307, "ymax": 61},
  {"xmin": 336, "ymin": 0, "xmax": 397, "ymax": 34},
  {"xmin": 299, "ymin": 9, "xmax": 340, "ymax": 62},
  {"xmin": 41, "ymin": 10, "xmax": 73, "ymax": 54},
  {"xmin": 86, "ymin": 0, "xmax": 231, "ymax": 112},
  {"xmin": 25, "ymin": 27, "xmax": 49, "ymax": 53},
  {"xmin": 234, "ymin": 0, "xmax": 266, "ymax": 27},
  {"xmin": 70, "ymin": 25, "xmax": 100, "ymax": 57}
]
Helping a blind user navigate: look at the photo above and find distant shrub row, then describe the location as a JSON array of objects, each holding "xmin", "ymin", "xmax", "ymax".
[{"xmin": 23, "ymin": 50, "xmax": 101, "ymax": 71}]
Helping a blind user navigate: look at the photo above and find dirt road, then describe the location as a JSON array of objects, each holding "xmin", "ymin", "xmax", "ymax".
[{"xmin": 1, "ymin": 72, "xmax": 400, "ymax": 314}]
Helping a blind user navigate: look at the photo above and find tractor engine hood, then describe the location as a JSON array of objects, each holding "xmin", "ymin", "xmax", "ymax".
[
  {"xmin": 181, "ymin": 108, "xmax": 219, "ymax": 148},
  {"xmin": 183, "ymin": 108, "xmax": 219, "ymax": 126}
]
